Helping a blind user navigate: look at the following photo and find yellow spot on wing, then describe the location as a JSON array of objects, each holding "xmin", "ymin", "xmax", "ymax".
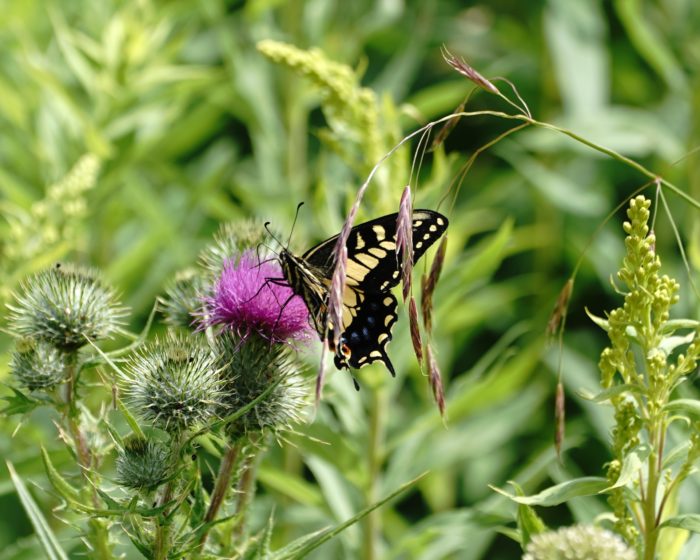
[
  {"xmin": 369, "ymin": 247, "xmax": 386, "ymax": 258},
  {"xmin": 355, "ymin": 234, "xmax": 365, "ymax": 250},
  {"xmin": 346, "ymin": 261, "xmax": 370, "ymax": 282},
  {"xmin": 355, "ymin": 253, "xmax": 379, "ymax": 269},
  {"xmin": 372, "ymin": 225, "xmax": 386, "ymax": 240},
  {"xmin": 380, "ymin": 241, "xmax": 396, "ymax": 251},
  {"xmin": 383, "ymin": 297, "xmax": 393, "ymax": 306},
  {"xmin": 343, "ymin": 288, "xmax": 363, "ymax": 307},
  {"xmin": 342, "ymin": 308, "xmax": 353, "ymax": 327}
]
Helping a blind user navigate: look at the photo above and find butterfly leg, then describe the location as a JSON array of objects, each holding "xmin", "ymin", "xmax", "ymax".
[{"xmin": 270, "ymin": 292, "xmax": 298, "ymax": 340}]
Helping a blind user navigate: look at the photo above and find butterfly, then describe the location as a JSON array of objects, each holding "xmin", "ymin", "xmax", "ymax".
[{"xmin": 278, "ymin": 209, "xmax": 448, "ymax": 377}]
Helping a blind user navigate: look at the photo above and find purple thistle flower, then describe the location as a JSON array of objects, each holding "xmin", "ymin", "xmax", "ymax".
[{"xmin": 204, "ymin": 251, "xmax": 311, "ymax": 343}]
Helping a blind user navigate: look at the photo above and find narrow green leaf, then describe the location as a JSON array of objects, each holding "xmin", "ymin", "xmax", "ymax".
[
  {"xmin": 272, "ymin": 472, "xmax": 427, "ymax": 559},
  {"xmin": 577, "ymin": 383, "xmax": 639, "ymax": 402},
  {"xmin": 663, "ymin": 442, "xmax": 690, "ymax": 471},
  {"xmin": 660, "ymin": 514, "xmax": 700, "ymax": 532},
  {"xmin": 82, "ymin": 336, "xmax": 145, "ymax": 439},
  {"xmin": 6, "ymin": 461, "xmax": 68, "ymax": 560},
  {"xmin": 491, "ymin": 477, "xmax": 608, "ymax": 506},
  {"xmin": 662, "ymin": 320, "xmax": 700, "ymax": 334},
  {"xmin": 604, "ymin": 444, "xmax": 649, "ymax": 491},
  {"xmin": 185, "ymin": 377, "xmax": 284, "ymax": 446},
  {"xmin": 257, "ymin": 466, "xmax": 323, "ymax": 506},
  {"xmin": 40, "ymin": 447, "xmax": 80, "ymax": 504},
  {"xmin": 585, "ymin": 307, "xmax": 609, "ymax": 331},
  {"xmin": 0, "ymin": 386, "xmax": 41, "ymax": 415},
  {"xmin": 657, "ymin": 332, "xmax": 695, "ymax": 356},
  {"xmin": 513, "ymin": 480, "xmax": 546, "ymax": 547},
  {"xmin": 664, "ymin": 400, "xmax": 700, "ymax": 420}
]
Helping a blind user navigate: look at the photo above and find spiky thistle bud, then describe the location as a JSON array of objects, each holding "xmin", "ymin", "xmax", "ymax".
[
  {"xmin": 159, "ymin": 268, "xmax": 206, "ymax": 329},
  {"xmin": 122, "ymin": 334, "xmax": 224, "ymax": 433},
  {"xmin": 522, "ymin": 525, "xmax": 635, "ymax": 560},
  {"xmin": 199, "ymin": 220, "xmax": 270, "ymax": 277},
  {"xmin": 115, "ymin": 437, "xmax": 172, "ymax": 491},
  {"xmin": 7, "ymin": 263, "xmax": 126, "ymax": 351},
  {"xmin": 216, "ymin": 331, "xmax": 307, "ymax": 438},
  {"xmin": 9, "ymin": 338, "xmax": 67, "ymax": 390}
]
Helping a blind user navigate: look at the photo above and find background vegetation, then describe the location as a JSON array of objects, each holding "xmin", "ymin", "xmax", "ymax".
[{"xmin": 1, "ymin": 0, "xmax": 700, "ymax": 558}]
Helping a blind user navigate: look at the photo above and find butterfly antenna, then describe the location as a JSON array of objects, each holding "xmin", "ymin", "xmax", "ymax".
[
  {"xmin": 264, "ymin": 221, "xmax": 285, "ymax": 249},
  {"xmin": 255, "ymin": 241, "xmax": 279, "ymax": 264},
  {"xmin": 286, "ymin": 202, "xmax": 305, "ymax": 248}
]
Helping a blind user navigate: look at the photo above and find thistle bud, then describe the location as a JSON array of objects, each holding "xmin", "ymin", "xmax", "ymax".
[
  {"xmin": 7, "ymin": 263, "xmax": 126, "ymax": 351},
  {"xmin": 122, "ymin": 334, "xmax": 224, "ymax": 433},
  {"xmin": 9, "ymin": 338, "xmax": 67, "ymax": 390},
  {"xmin": 216, "ymin": 331, "xmax": 307, "ymax": 438},
  {"xmin": 160, "ymin": 268, "xmax": 206, "ymax": 329},
  {"xmin": 199, "ymin": 221, "xmax": 270, "ymax": 276},
  {"xmin": 115, "ymin": 437, "xmax": 172, "ymax": 491}
]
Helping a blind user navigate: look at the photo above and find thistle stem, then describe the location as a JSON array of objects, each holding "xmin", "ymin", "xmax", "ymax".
[
  {"xmin": 233, "ymin": 447, "xmax": 261, "ymax": 540},
  {"xmin": 199, "ymin": 443, "xmax": 241, "ymax": 548},
  {"xmin": 154, "ymin": 481, "xmax": 175, "ymax": 560},
  {"xmin": 62, "ymin": 356, "xmax": 112, "ymax": 559}
]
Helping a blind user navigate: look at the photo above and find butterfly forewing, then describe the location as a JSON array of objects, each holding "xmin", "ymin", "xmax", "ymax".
[{"xmin": 280, "ymin": 209, "xmax": 448, "ymax": 378}]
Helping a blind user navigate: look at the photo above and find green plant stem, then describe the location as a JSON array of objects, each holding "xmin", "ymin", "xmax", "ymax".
[
  {"xmin": 362, "ymin": 387, "xmax": 384, "ymax": 560},
  {"xmin": 63, "ymin": 356, "xmax": 112, "ymax": 559},
  {"xmin": 232, "ymin": 445, "xmax": 261, "ymax": 541},
  {"xmin": 642, "ymin": 421, "xmax": 662, "ymax": 560},
  {"xmin": 419, "ymin": 110, "xmax": 700, "ymax": 212},
  {"xmin": 154, "ymin": 481, "xmax": 175, "ymax": 560},
  {"xmin": 199, "ymin": 443, "xmax": 240, "ymax": 548}
]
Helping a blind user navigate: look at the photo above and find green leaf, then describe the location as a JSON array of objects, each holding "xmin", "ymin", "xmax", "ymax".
[
  {"xmin": 663, "ymin": 399, "xmax": 700, "ymax": 420},
  {"xmin": 0, "ymin": 386, "xmax": 41, "ymax": 416},
  {"xmin": 657, "ymin": 332, "xmax": 695, "ymax": 356},
  {"xmin": 663, "ymin": 442, "xmax": 690, "ymax": 471},
  {"xmin": 604, "ymin": 444, "xmax": 649, "ymax": 491},
  {"xmin": 613, "ymin": 0, "xmax": 687, "ymax": 91},
  {"xmin": 6, "ymin": 461, "xmax": 69, "ymax": 560},
  {"xmin": 660, "ymin": 514, "xmax": 700, "ymax": 532},
  {"xmin": 512, "ymin": 482, "xmax": 546, "ymax": 548},
  {"xmin": 491, "ymin": 477, "xmax": 608, "ymax": 506},
  {"xmin": 271, "ymin": 472, "xmax": 426, "ymax": 559},
  {"xmin": 585, "ymin": 307, "xmax": 609, "ymax": 331},
  {"xmin": 40, "ymin": 447, "xmax": 80, "ymax": 505},
  {"xmin": 662, "ymin": 320, "xmax": 700, "ymax": 334},
  {"xmin": 257, "ymin": 466, "xmax": 323, "ymax": 506},
  {"xmin": 577, "ymin": 383, "xmax": 639, "ymax": 402}
]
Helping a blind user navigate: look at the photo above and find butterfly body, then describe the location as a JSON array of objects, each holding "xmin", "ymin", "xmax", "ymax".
[{"xmin": 279, "ymin": 210, "xmax": 448, "ymax": 376}]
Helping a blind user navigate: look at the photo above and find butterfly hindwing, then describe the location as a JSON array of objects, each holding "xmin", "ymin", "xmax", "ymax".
[
  {"xmin": 280, "ymin": 209, "xmax": 448, "ymax": 378},
  {"xmin": 332, "ymin": 290, "xmax": 397, "ymax": 374}
]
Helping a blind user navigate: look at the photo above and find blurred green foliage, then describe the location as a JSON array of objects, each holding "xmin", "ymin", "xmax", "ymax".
[{"xmin": 1, "ymin": 0, "xmax": 700, "ymax": 558}]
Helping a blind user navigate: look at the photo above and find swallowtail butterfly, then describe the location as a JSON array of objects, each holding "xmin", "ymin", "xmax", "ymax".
[{"xmin": 279, "ymin": 210, "xmax": 448, "ymax": 376}]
